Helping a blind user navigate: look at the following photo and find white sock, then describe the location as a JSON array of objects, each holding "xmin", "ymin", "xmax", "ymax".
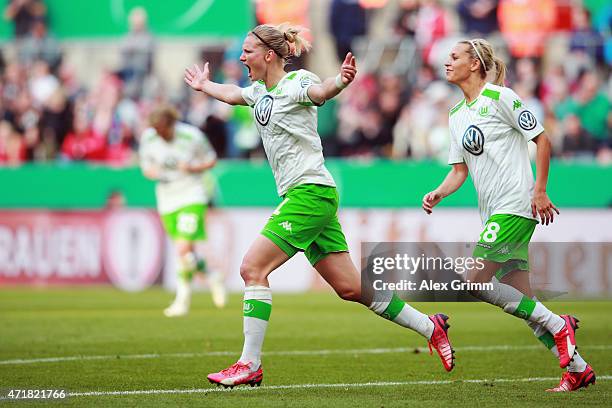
[
  {"xmin": 238, "ymin": 286, "xmax": 272, "ymax": 369},
  {"xmin": 175, "ymin": 279, "xmax": 191, "ymax": 306},
  {"xmin": 569, "ymin": 351, "xmax": 588, "ymax": 372},
  {"xmin": 369, "ymin": 292, "xmax": 434, "ymax": 339},
  {"xmin": 526, "ymin": 318, "xmax": 587, "ymax": 372},
  {"xmin": 472, "ymin": 279, "xmax": 565, "ymax": 334}
]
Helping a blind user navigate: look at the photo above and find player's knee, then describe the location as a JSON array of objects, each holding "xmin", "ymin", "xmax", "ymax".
[
  {"xmin": 336, "ymin": 285, "xmax": 360, "ymax": 302},
  {"xmin": 239, "ymin": 259, "xmax": 265, "ymax": 284},
  {"xmin": 180, "ymin": 252, "xmax": 197, "ymax": 271}
]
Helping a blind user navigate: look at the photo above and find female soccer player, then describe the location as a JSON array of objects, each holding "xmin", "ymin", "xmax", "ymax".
[
  {"xmin": 185, "ymin": 23, "xmax": 455, "ymax": 388},
  {"xmin": 423, "ymin": 39, "xmax": 595, "ymax": 392},
  {"xmin": 140, "ymin": 105, "xmax": 227, "ymax": 316}
]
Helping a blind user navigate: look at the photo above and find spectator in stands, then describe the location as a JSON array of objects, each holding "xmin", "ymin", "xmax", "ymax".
[
  {"xmin": 555, "ymin": 70, "xmax": 611, "ymax": 151},
  {"xmin": 8, "ymin": 82, "xmax": 40, "ymax": 160},
  {"xmin": 539, "ymin": 64, "xmax": 569, "ymax": 112},
  {"xmin": 89, "ymin": 72, "xmax": 137, "ymax": 165},
  {"xmin": 60, "ymin": 108, "xmax": 106, "ymax": 161},
  {"xmin": 0, "ymin": 119, "xmax": 26, "ymax": 164},
  {"xmin": 457, "ymin": 0, "xmax": 499, "ymax": 36},
  {"xmin": 38, "ymin": 81, "xmax": 71, "ymax": 158},
  {"xmin": 394, "ymin": 0, "xmax": 419, "ymax": 38},
  {"xmin": 3, "ymin": 0, "xmax": 46, "ymax": 40},
  {"xmin": 119, "ymin": 7, "xmax": 155, "ymax": 100},
  {"xmin": 560, "ymin": 114, "xmax": 597, "ymax": 159},
  {"xmin": 569, "ymin": 6, "xmax": 605, "ymax": 65},
  {"xmin": 392, "ymin": 81, "xmax": 451, "ymax": 159},
  {"xmin": 414, "ymin": 0, "xmax": 451, "ymax": 64},
  {"xmin": 28, "ymin": 59, "xmax": 58, "ymax": 107},
  {"xmin": 18, "ymin": 19, "xmax": 61, "ymax": 70},
  {"xmin": 329, "ymin": 0, "xmax": 367, "ymax": 63},
  {"xmin": 335, "ymin": 73, "xmax": 378, "ymax": 156},
  {"xmin": 498, "ymin": 0, "xmax": 555, "ymax": 60},
  {"xmin": 104, "ymin": 189, "xmax": 126, "ymax": 210},
  {"xmin": 220, "ymin": 42, "xmax": 256, "ymax": 157},
  {"xmin": 184, "ymin": 91, "xmax": 230, "ymax": 157},
  {"xmin": 513, "ymin": 58, "xmax": 539, "ymax": 95},
  {"xmin": 2, "ymin": 62, "xmax": 26, "ymax": 119}
]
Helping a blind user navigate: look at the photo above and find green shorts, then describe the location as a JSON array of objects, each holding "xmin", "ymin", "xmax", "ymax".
[
  {"xmin": 472, "ymin": 214, "xmax": 537, "ymax": 280},
  {"xmin": 261, "ymin": 184, "xmax": 349, "ymax": 266},
  {"xmin": 160, "ymin": 204, "xmax": 207, "ymax": 242}
]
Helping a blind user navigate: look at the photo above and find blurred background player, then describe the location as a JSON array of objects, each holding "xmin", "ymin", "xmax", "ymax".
[
  {"xmin": 422, "ymin": 38, "xmax": 594, "ymax": 392},
  {"xmin": 139, "ymin": 105, "xmax": 226, "ymax": 317},
  {"xmin": 185, "ymin": 23, "xmax": 454, "ymax": 388}
]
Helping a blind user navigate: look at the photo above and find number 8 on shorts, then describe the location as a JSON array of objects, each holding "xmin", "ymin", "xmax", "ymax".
[{"xmin": 480, "ymin": 221, "xmax": 500, "ymax": 243}]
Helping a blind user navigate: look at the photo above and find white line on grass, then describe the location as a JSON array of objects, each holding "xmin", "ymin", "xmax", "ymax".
[
  {"xmin": 59, "ymin": 375, "xmax": 609, "ymax": 397},
  {"xmin": 1, "ymin": 345, "xmax": 611, "ymax": 366}
]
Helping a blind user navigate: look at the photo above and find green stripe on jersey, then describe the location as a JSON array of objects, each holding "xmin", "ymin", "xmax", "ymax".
[
  {"xmin": 286, "ymin": 72, "xmax": 297, "ymax": 80},
  {"xmin": 449, "ymin": 100, "xmax": 465, "ymax": 116},
  {"xmin": 243, "ymin": 299, "xmax": 272, "ymax": 321},
  {"xmin": 482, "ymin": 88, "xmax": 500, "ymax": 100},
  {"xmin": 381, "ymin": 294, "xmax": 405, "ymax": 321}
]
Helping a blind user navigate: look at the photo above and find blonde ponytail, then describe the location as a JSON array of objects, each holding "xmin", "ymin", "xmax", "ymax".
[
  {"xmin": 461, "ymin": 38, "xmax": 506, "ymax": 86},
  {"xmin": 492, "ymin": 56, "xmax": 507, "ymax": 86},
  {"xmin": 278, "ymin": 23, "xmax": 311, "ymax": 58},
  {"xmin": 251, "ymin": 23, "xmax": 311, "ymax": 63}
]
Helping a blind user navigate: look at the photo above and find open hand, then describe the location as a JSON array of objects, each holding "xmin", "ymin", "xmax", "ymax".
[
  {"xmin": 184, "ymin": 62, "xmax": 210, "ymax": 92},
  {"xmin": 531, "ymin": 191, "xmax": 560, "ymax": 225}
]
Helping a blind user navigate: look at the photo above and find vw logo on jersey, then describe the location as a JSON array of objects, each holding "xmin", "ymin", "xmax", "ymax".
[
  {"xmin": 254, "ymin": 95, "xmax": 274, "ymax": 126},
  {"xmin": 462, "ymin": 125, "xmax": 485, "ymax": 156},
  {"xmin": 300, "ymin": 76, "xmax": 312, "ymax": 88},
  {"xmin": 518, "ymin": 110, "xmax": 537, "ymax": 130}
]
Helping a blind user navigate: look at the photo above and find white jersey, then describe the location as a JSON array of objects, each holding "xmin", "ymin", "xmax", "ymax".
[
  {"xmin": 139, "ymin": 122, "xmax": 217, "ymax": 214},
  {"xmin": 241, "ymin": 69, "xmax": 336, "ymax": 196},
  {"xmin": 448, "ymin": 83, "xmax": 544, "ymax": 224}
]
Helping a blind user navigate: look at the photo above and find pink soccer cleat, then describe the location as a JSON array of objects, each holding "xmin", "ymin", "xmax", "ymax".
[
  {"xmin": 207, "ymin": 362, "xmax": 263, "ymax": 389},
  {"xmin": 546, "ymin": 365, "xmax": 596, "ymax": 392},
  {"xmin": 554, "ymin": 315, "xmax": 579, "ymax": 368},
  {"xmin": 428, "ymin": 313, "xmax": 455, "ymax": 372}
]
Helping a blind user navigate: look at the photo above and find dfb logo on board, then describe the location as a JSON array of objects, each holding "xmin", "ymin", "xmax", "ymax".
[
  {"xmin": 462, "ymin": 125, "xmax": 485, "ymax": 156},
  {"xmin": 254, "ymin": 95, "xmax": 274, "ymax": 126},
  {"xmin": 518, "ymin": 110, "xmax": 537, "ymax": 130},
  {"xmin": 102, "ymin": 210, "xmax": 163, "ymax": 292}
]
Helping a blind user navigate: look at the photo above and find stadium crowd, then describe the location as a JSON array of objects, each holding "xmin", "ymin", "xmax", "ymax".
[{"xmin": 0, "ymin": 0, "xmax": 610, "ymax": 165}]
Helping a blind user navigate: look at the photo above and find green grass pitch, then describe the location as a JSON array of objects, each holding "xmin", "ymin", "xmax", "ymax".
[{"xmin": 0, "ymin": 288, "xmax": 610, "ymax": 407}]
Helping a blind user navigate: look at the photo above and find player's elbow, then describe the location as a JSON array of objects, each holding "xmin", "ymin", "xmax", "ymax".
[
  {"xmin": 452, "ymin": 163, "xmax": 469, "ymax": 181},
  {"xmin": 307, "ymin": 86, "xmax": 326, "ymax": 106},
  {"xmin": 533, "ymin": 131, "xmax": 550, "ymax": 147}
]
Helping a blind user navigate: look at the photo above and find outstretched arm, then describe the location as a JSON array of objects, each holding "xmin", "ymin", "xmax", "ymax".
[
  {"xmin": 531, "ymin": 132, "xmax": 559, "ymax": 225},
  {"xmin": 307, "ymin": 52, "xmax": 357, "ymax": 105},
  {"xmin": 422, "ymin": 163, "xmax": 469, "ymax": 214},
  {"xmin": 184, "ymin": 62, "xmax": 247, "ymax": 106}
]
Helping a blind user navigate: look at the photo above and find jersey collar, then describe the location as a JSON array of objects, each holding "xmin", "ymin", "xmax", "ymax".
[{"xmin": 465, "ymin": 82, "xmax": 490, "ymax": 109}]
